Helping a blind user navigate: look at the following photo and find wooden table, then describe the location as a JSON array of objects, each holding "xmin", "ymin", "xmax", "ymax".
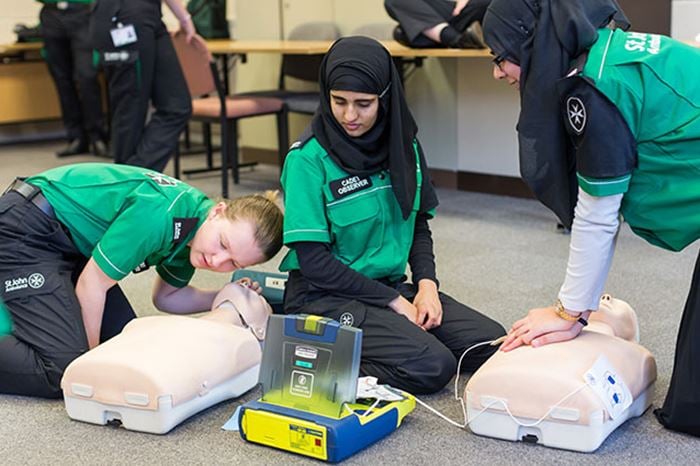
[
  {"xmin": 0, "ymin": 42, "xmax": 42, "ymax": 57},
  {"xmin": 3, "ymin": 37, "xmax": 698, "ymax": 59},
  {"xmin": 205, "ymin": 39, "xmax": 491, "ymax": 58},
  {"xmin": 204, "ymin": 39, "xmax": 492, "ymax": 90}
]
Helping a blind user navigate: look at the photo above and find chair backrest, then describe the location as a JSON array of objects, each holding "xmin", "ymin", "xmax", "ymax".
[
  {"xmin": 350, "ymin": 23, "xmax": 395, "ymax": 41},
  {"xmin": 171, "ymin": 31, "xmax": 217, "ymax": 97},
  {"xmin": 280, "ymin": 21, "xmax": 340, "ymax": 85}
]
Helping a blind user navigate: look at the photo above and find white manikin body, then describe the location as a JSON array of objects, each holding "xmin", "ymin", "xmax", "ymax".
[
  {"xmin": 465, "ymin": 295, "xmax": 657, "ymax": 452},
  {"xmin": 61, "ymin": 283, "xmax": 272, "ymax": 434}
]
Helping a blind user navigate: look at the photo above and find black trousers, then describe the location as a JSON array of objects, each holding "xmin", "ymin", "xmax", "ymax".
[
  {"xmin": 0, "ymin": 191, "xmax": 135, "ymax": 398},
  {"xmin": 40, "ymin": 5, "xmax": 106, "ymax": 143},
  {"xmin": 385, "ymin": 0, "xmax": 491, "ymax": 44},
  {"xmin": 285, "ymin": 280, "xmax": 505, "ymax": 395},
  {"xmin": 655, "ymin": 249, "xmax": 700, "ymax": 437},
  {"xmin": 90, "ymin": 0, "xmax": 192, "ymax": 172}
]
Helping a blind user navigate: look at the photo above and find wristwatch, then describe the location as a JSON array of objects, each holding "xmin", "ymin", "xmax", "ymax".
[{"xmin": 555, "ymin": 299, "xmax": 588, "ymax": 327}]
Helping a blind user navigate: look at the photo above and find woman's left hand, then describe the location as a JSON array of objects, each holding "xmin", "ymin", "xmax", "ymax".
[
  {"xmin": 453, "ymin": 0, "xmax": 470, "ymax": 16},
  {"xmin": 413, "ymin": 279, "xmax": 443, "ymax": 330},
  {"xmin": 235, "ymin": 277, "xmax": 263, "ymax": 295},
  {"xmin": 180, "ymin": 15, "xmax": 196, "ymax": 43},
  {"xmin": 500, "ymin": 306, "xmax": 591, "ymax": 352}
]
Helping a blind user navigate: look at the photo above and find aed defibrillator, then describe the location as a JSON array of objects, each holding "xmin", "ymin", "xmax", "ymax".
[{"xmin": 238, "ymin": 314, "xmax": 415, "ymax": 463}]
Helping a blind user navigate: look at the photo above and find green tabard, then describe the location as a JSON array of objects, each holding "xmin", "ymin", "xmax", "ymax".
[
  {"xmin": 28, "ymin": 164, "xmax": 214, "ymax": 287},
  {"xmin": 280, "ymin": 137, "xmax": 430, "ymax": 282},
  {"xmin": 579, "ymin": 28, "xmax": 700, "ymax": 251}
]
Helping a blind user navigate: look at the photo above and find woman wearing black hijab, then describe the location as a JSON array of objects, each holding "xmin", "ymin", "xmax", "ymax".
[
  {"xmin": 279, "ymin": 36, "xmax": 504, "ymax": 395},
  {"xmin": 483, "ymin": 0, "xmax": 700, "ymax": 436}
]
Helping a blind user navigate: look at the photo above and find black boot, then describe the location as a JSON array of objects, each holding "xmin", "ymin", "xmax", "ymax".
[
  {"xmin": 91, "ymin": 139, "xmax": 110, "ymax": 158},
  {"xmin": 394, "ymin": 25, "xmax": 442, "ymax": 48},
  {"xmin": 393, "ymin": 25, "xmax": 412, "ymax": 47},
  {"xmin": 454, "ymin": 22, "xmax": 486, "ymax": 49},
  {"xmin": 441, "ymin": 22, "xmax": 486, "ymax": 49},
  {"xmin": 56, "ymin": 139, "xmax": 89, "ymax": 157}
]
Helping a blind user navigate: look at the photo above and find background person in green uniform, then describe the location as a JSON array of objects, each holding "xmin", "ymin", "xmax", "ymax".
[
  {"xmin": 38, "ymin": 0, "xmax": 108, "ymax": 157},
  {"xmin": 483, "ymin": 0, "xmax": 700, "ymax": 436},
  {"xmin": 0, "ymin": 163, "xmax": 283, "ymax": 398},
  {"xmin": 89, "ymin": 0, "xmax": 197, "ymax": 171},
  {"xmin": 280, "ymin": 36, "xmax": 505, "ymax": 395}
]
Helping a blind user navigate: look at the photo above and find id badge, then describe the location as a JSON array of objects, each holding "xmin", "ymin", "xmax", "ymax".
[{"xmin": 110, "ymin": 23, "xmax": 138, "ymax": 48}]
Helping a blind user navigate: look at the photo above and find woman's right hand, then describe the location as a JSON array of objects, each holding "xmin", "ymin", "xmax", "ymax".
[
  {"xmin": 389, "ymin": 295, "xmax": 420, "ymax": 327},
  {"xmin": 500, "ymin": 306, "xmax": 589, "ymax": 352}
]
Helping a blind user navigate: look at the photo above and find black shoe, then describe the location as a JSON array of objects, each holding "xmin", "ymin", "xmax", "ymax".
[
  {"xmin": 452, "ymin": 22, "xmax": 486, "ymax": 49},
  {"xmin": 56, "ymin": 139, "xmax": 89, "ymax": 157},
  {"xmin": 393, "ymin": 25, "xmax": 441, "ymax": 48},
  {"xmin": 91, "ymin": 139, "xmax": 110, "ymax": 158},
  {"xmin": 393, "ymin": 25, "xmax": 411, "ymax": 47}
]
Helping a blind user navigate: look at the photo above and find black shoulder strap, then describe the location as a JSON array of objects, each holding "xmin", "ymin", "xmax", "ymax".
[
  {"xmin": 556, "ymin": 75, "xmax": 637, "ymax": 179},
  {"xmin": 288, "ymin": 124, "xmax": 315, "ymax": 151}
]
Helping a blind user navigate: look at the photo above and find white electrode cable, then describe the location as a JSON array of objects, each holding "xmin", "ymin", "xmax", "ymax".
[
  {"xmin": 414, "ymin": 335, "xmax": 594, "ymax": 430},
  {"xmin": 414, "ymin": 337, "xmax": 503, "ymax": 429}
]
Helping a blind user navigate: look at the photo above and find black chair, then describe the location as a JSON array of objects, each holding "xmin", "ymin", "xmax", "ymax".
[{"xmin": 238, "ymin": 22, "xmax": 340, "ymax": 152}]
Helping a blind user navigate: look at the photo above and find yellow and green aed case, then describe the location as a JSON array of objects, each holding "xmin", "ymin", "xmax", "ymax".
[{"xmin": 239, "ymin": 314, "xmax": 415, "ymax": 463}]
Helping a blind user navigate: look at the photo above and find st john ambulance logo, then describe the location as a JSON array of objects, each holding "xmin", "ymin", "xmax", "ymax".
[
  {"xmin": 28, "ymin": 273, "xmax": 45, "ymax": 289},
  {"xmin": 339, "ymin": 312, "xmax": 354, "ymax": 327},
  {"xmin": 566, "ymin": 96, "xmax": 587, "ymax": 135},
  {"xmin": 145, "ymin": 172, "xmax": 178, "ymax": 186}
]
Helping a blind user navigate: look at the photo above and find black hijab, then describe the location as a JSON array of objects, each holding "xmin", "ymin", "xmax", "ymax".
[
  {"xmin": 312, "ymin": 36, "xmax": 437, "ymax": 219},
  {"xmin": 482, "ymin": 0, "xmax": 629, "ymax": 228}
]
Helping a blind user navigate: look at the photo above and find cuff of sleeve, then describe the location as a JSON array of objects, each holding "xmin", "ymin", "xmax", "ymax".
[
  {"xmin": 92, "ymin": 246, "xmax": 128, "ymax": 281},
  {"xmin": 577, "ymin": 173, "xmax": 631, "ymax": 197},
  {"xmin": 284, "ymin": 229, "xmax": 330, "ymax": 244},
  {"xmin": 413, "ymin": 275, "xmax": 440, "ymax": 289},
  {"xmin": 379, "ymin": 288, "xmax": 402, "ymax": 307},
  {"xmin": 558, "ymin": 295, "xmax": 598, "ymax": 313}
]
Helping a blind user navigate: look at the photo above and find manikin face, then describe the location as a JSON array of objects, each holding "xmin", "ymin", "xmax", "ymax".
[
  {"xmin": 188, "ymin": 202, "xmax": 266, "ymax": 273},
  {"xmin": 492, "ymin": 58, "xmax": 522, "ymax": 90},
  {"xmin": 330, "ymin": 90, "xmax": 380, "ymax": 137}
]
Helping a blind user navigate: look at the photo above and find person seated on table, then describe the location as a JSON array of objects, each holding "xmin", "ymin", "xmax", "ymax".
[
  {"xmin": 385, "ymin": 0, "xmax": 491, "ymax": 49},
  {"xmin": 278, "ymin": 36, "xmax": 505, "ymax": 395},
  {"xmin": 0, "ymin": 163, "xmax": 283, "ymax": 398}
]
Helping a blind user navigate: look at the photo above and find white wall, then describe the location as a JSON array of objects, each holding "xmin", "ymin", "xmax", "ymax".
[
  {"xmin": 0, "ymin": 0, "xmax": 41, "ymax": 44},
  {"xmin": 457, "ymin": 58, "xmax": 520, "ymax": 176},
  {"xmin": 671, "ymin": 0, "xmax": 700, "ymax": 41},
  {"xmin": 232, "ymin": 0, "xmax": 522, "ymax": 176}
]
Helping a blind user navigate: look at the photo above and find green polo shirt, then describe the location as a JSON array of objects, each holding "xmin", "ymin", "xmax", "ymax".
[
  {"xmin": 578, "ymin": 28, "xmax": 700, "ymax": 251},
  {"xmin": 28, "ymin": 164, "xmax": 214, "ymax": 287},
  {"xmin": 279, "ymin": 137, "xmax": 427, "ymax": 282},
  {"xmin": 0, "ymin": 298, "xmax": 11, "ymax": 336}
]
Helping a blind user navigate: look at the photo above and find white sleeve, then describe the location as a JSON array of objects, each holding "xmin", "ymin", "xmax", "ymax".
[{"xmin": 558, "ymin": 188, "xmax": 623, "ymax": 312}]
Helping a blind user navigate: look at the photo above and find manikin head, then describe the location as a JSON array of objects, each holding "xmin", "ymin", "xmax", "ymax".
[{"xmin": 209, "ymin": 282, "xmax": 273, "ymax": 341}]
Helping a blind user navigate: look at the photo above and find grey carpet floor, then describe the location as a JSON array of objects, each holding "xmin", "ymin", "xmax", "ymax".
[{"xmin": 1, "ymin": 142, "xmax": 698, "ymax": 465}]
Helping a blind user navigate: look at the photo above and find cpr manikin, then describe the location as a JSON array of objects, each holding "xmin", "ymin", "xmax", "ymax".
[
  {"xmin": 465, "ymin": 295, "xmax": 657, "ymax": 452},
  {"xmin": 61, "ymin": 282, "xmax": 272, "ymax": 434}
]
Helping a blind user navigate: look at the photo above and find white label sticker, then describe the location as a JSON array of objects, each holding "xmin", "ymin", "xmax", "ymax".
[
  {"xmin": 290, "ymin": 370, "xmax": 314, "ymax": 398},
  {"xmin": 584, "ymin": 354, "xmax": 633, "ymax": 420},
  {"xmin": 110, "ymin": 24, "xmax": 138, "ymax": 48},
  {"xmin": 295, "ymin": 346, "xmax": 318, "ymax": 360},
  {"xmin": 265, "ymin": 276, "xmax": 287, "ymax": 290}
]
